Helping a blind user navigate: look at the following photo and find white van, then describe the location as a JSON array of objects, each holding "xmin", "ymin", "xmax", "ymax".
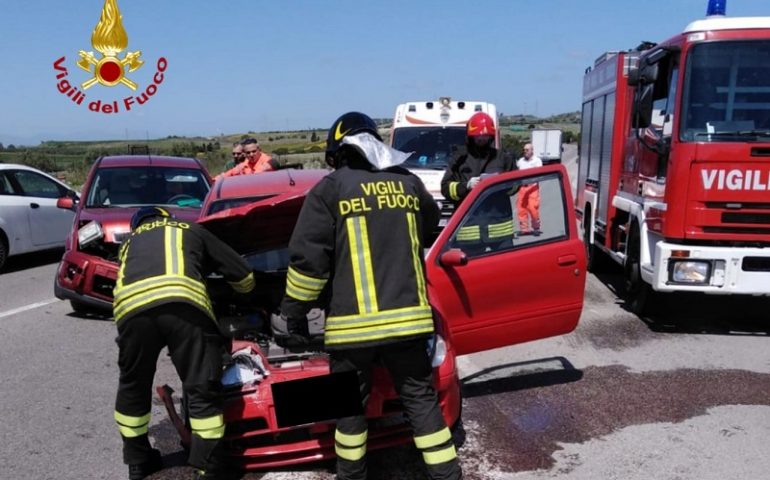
[{"xmin": 389, "ymin": 97, "xmax": 499, "ymax": 224}]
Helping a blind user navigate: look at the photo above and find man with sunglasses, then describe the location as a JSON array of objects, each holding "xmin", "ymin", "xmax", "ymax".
[
  {"xmin": 222, "ymin": 141, "xmax": 245, "ymax": 171},
  {"xmin": 216, "ymin": 138, "xmax": 279, "ymax": 181}
]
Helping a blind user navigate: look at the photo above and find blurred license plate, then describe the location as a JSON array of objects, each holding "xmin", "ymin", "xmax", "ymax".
[{"xmin": 272, "ymin": 371, "xmax": 363, "ymax": 428}]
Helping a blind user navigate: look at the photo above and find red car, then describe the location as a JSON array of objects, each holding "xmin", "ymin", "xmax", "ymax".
[
  {"xmin": 159, "ymin": 164, "xmax": 586, "ymax": 470},
  {"xmin": 54, "ymin": 155, "xmax": 212, "ymax": 313}
]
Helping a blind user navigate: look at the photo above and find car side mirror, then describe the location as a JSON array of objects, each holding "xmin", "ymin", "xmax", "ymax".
[
  {"xmin": 57, "ymin": 197, "xmax": 74, "ymax": 210},
  {"xmin": 439, "ymin": 248, "xmax": 468, "ymax": 267}
]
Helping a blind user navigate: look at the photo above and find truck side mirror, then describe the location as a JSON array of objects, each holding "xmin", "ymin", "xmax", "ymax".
[{"xmin": 632, "ymin": 84, "xmax": 655, "ymax": 129}]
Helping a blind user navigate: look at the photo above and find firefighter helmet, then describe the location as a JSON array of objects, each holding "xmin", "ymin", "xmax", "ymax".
[
  {"xmin": 130, "ymin": 206, "xmax": 171, "ymax": 231},
  {"xmin": 325, "ymin": 112, "xmax": 382, "ymax": 165},
  {"xmin": 466, "ymin": 112, "xmax": 496, "ymax": 138}
]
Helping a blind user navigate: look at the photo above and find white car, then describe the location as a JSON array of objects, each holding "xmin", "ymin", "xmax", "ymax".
[{"xmin": 0, "ymin": 163, "xmax": 77, "ymax": 270}]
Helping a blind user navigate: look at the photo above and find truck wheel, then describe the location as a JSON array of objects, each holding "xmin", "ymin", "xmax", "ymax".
[
  {"xmin": 624, "ymin": 223, "xmax": 651, "ymax": 315},
  {"xmin": 583, "ymin": 211, "xmax": 607, "ymax": 273}
]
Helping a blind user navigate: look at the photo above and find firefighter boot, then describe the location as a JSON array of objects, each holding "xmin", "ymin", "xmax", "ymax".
[{"xmin": 128, "ymin": 448, "xmax": 163, "ymax": 480}]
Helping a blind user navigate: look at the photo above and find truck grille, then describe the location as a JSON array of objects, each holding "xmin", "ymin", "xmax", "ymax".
[
  {"xmin": 743, "ymin": 257, "xmax": 770, "ymax": 272},
  {"xmin": 721, "ymin": 212, "xmax": 770, "ymax": 225}
]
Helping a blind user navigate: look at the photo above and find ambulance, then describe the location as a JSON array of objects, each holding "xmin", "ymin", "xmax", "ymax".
[{"xmin": 389, "ymin": 97, "xmax": 499, "ymax": 224}]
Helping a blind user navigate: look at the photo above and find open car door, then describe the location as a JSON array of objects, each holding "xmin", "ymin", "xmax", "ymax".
[{"xmin": 426, "ymin": 164, "xmax": 585, "ymax": 356}]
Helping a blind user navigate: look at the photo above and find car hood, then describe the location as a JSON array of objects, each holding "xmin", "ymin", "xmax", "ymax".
[
  {"xmin": 198, "ymin": 169, "xmax": 328, "ymax": 254},
  {"xmin": 78, "ymin": 207, "xmax": 201, "ymax": 243}
]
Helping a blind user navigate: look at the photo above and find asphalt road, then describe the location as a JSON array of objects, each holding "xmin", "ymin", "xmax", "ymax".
[{"xmin": 1, "ymin": 235, "xmax": 769, "ymax": 480}]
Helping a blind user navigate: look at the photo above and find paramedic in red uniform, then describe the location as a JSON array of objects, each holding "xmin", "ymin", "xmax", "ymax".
[
  {"xmin": 113, "ymin": 206, "xmax": 255, "ymax": 480},
  {"xmin": 280, "ymin": 112, "xmax": 462, "ymax": 480}
]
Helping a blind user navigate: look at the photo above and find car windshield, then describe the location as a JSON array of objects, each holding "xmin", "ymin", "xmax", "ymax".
[
  {"xmin": 392, "ymin": 126, "xmax": 467, "ymax": 169},
  {"xmin": 85, "ymin": 167, "xmax": 210, "ymax": 208},
  {"xmin": 680, "ymin": 40, "xmax": 770, "ymax": 142}
]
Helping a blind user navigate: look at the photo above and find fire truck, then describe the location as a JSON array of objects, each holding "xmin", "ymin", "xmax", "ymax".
[
  {"xmin": 576, "ymin": 1, "xmax": 770, "ymax": 314},
  {"xmin": 389, "ymin": 97, "xmax": 500, "ymax": 224}
]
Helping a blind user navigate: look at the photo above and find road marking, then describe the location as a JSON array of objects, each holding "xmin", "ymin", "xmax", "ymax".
[{"xmin": 0, "ymin": 298, "xmax": 60, "ymax": 319}]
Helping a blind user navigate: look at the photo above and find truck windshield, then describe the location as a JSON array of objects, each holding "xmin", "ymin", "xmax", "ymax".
[
  {"xmin": 392, "ymin": 126, "xmax": 467, "ymax": 169},
  {"xmin": 680, "ymin": 40, "xmax": 770, "ymax": 142}
]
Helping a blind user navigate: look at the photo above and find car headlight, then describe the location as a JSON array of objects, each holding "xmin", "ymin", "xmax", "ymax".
[
  {"xmin": 427, "ymin": 335, "xmax": 448, "ymax": 368},
  {"xmin": 78, "ymin": 221, "xmax": 104, "ymax": 248},
  {"xmin": 671, "ymin": 260, "xmax": 711, "ymax": 284}
]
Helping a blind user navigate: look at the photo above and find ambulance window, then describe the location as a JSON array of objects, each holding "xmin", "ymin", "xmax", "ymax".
[{"xmin": 446, "ymin": 172, "xmax": 568, "ymax": 258}]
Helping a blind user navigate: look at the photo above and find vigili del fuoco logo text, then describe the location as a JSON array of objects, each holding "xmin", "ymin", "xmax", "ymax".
[{"xmin": 52, "ymin": 0, "xmax": 168, "ymax": 114}]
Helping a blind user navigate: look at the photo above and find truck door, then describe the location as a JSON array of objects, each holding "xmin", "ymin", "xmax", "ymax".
[{"xmin": 426, "ymin": 164, "xmax": 586, "ymax": 356}]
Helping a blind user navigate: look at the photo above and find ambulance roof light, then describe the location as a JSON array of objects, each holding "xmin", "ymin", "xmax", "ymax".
[
  {"xmin": 706, "ymin": 0, "xmax": 726, "ymax": 17},
  {"xmin": 458, "ymin": 101, "xmax": 465, "ymax": 109},
  {"xmin": 474, "ymin": 104, "xmax": 482, "ymax": 112},
  {"xmin": 426, "ymin": 102, "xmax": 434, "ymax": 109},
  {"xmin": 439, "ymin": 96, "xmax": 451, "ymax": 107}
]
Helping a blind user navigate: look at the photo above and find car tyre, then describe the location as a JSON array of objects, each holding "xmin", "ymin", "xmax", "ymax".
[{"xmin": 0, "ymin": 235, "xmax": 7, "ymax": 271}]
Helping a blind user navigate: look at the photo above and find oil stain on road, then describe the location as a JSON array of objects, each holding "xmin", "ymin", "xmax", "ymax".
[{"xmin": 459, "ymin": 364, "xmax": 770, "ymax": 476}]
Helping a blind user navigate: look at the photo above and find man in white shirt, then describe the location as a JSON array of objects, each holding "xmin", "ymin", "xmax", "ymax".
[{"xmin": 516, "ymin": 143, "xmax": 543, "ymax": 234}]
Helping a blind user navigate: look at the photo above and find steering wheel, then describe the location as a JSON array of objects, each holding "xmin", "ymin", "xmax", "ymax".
[{"xmin": 168, "ymin": 194, "xmax": 196, "ymax": 204}]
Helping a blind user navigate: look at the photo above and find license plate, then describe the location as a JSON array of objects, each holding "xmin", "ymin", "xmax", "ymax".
[{"xmin": 272, "ymin": 371, "xmax": 363, "ymax": 428}]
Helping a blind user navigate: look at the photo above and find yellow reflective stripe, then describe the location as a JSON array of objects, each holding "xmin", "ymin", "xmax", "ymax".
[
  {"xmin": 335, "ymin": 429, "xmax": 368, "ymax": 446},
  {"xmin": 422, "ymin": 444, "xmax": 457, "ymax": 465},
  {"xmin": 488, "ymin": 220, "xmax": 514, "ymax": 238},
  {"xmin": 190, "ymin": 414, "xmax": 225, "ymax": 439},
  {"xmin": 229, "ymin": 272, "xmax": 255, "ymax": 293},
  {"xmin": 176, "ymin": 225, "xmax": 184, "ymax": 275},
  {"xmin": 326, "ymin": 305, "xmax": 432, "ymax": 328},
  {"xmin": 287, "ymin": 266, "xmax": 327, "ymax": 290},
  {"xmin": 114, "ymin": 411, "xmax": 151, "ymax": 427},
  {"xmin": 456, "ymin": 225, "xmax": 480, "ymax": 241},
  {"xmin": 406, "ymin": 212, "xmax": 428, "ymax": 306},
  {"xmin": 414, "ymin": 427, "xmax": 451, "ymax": 449},
  {"xmin": 286, "ymin": 280, "xmax": 321, "ymax": 301},
  {"xmin": 325, "ymin": 305, "xmax": 433, "ymax": 331},
  {"xmin": 449, "ymin": 182, "xmax": 459, "ymax": 201},
  {"xmin": 114, "ymin": 274, "xmax": 208, "ymax": 303},
  {"xmin": 114, "ymin": 286, "xmax": 213, "ymax": 321},
  {"xmin": 335, "ymin": 444, "xmax": 367, "ymax": 461},
  {"xmin": 324, "ymin": 319, "xmax": 434, "ymax": 345},
  {"xmin": 114, "ymin": 411, "xmax": 150, "ymax": 438},
  {"xmin": 347, "ymin": 217, "xmax": 378, "ymax": 314},
  {"xmin": 164, "ymin": 226, "xmax": 174, "ymax": 274}
]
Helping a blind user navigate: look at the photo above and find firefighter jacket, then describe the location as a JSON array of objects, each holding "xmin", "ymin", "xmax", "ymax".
[
  {"xmin": 440, "ymin": 147, "xmax": 513, "ymax": 207},
  {"xmin": 441, "ymin": 148, "xmax": 515, "ymax": 244},
  {"xmin": 281, "ymin": 163, "xmax": 440, "ymax": 350},
  {"xmin": 113, "ymin": 217, "xmax": 255, "ymax": 324}
]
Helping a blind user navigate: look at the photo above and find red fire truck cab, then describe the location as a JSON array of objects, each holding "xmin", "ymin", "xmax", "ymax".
[{"xmin": 577, "ymin": 7, "xmax": 770, "ymax": 314}]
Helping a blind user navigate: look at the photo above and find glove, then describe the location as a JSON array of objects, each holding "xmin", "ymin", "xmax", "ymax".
[
  {"xmin": 466, "ymin": 176, "xmax": 481, "ymax": 190},
  {"xmin": 276, "ymin": 314, "xmax": 311, "ymax": 348}
]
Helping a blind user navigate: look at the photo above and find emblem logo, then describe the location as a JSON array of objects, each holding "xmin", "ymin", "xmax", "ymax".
[
  {"xmin": 52, "ymin": 0, "xmax": 168, "ymax": 114},
  {"xmin": 334, "ymin": 122, "xmax": 352, "ymax": 141},
  {"xmin": 77, "ymin": 0, "xmax": 143, "ymax": 90}
]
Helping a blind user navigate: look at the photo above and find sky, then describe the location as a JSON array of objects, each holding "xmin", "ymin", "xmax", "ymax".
[{"xmin": 0, "ymin": 0, "xmax": 768, "ymax": 146}]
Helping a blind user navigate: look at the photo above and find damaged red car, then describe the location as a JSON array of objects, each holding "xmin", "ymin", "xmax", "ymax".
[
  {"xmin": 54, "ymin": 155, "xmax": 212, "ymax": 313},
  {"xmin": 159, "ymin": 164, "xmax": 586, "ymax": 470}
]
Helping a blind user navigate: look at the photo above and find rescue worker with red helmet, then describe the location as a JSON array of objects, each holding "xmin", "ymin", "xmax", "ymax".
[
  {"xmin": 113, "ymin": 206, "xmax": 255, "ymax": 480},
  {"xmin": 280, "ymin": 112, "xmax": 462, "ymax": 480},
  {"xmin": 441, "ymin": 112, "xmax": 515, "ymax": 251}
]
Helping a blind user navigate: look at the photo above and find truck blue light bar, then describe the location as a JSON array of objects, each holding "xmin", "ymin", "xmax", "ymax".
[{"xmin": 706, "ymin": 0, "xmax": 726, "ymax": 16}]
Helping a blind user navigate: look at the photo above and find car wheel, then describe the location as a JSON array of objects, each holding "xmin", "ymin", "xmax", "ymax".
[
  {"xmin": 70, "ymin": 300, "xmax": 95, "ymax": 314},
  {"xmin": 0, "ymin": 235, "xmax": 7, "ymax": 271}
]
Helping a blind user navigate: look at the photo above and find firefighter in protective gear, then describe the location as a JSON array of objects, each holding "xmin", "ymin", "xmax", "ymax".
[
  {"xmin": 113, "ymin": 206, "xmax": 255, "ymax": 480},
  {"xmin": 441, "ymin": 112, "xmax": 515, "ymax": 251},
  {"xmin": 280, "ymin": 112, "xmax": 462, "ymax": 480}
]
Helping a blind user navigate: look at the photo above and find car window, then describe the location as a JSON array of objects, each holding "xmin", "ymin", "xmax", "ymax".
[
  {"xmin": 0, "ymin": 172, "xmax": 16, "ymax": 195},
  {"xmin": 12, "ymin": 170, "xmax": 65, "ymax": 199},
  {"xmin": 446, "ymin": 171, "xmax": 568, "ymax": 258},
  {"xmin": 86, "ymin": 166, "xmax": 210, "ymax": 207}
]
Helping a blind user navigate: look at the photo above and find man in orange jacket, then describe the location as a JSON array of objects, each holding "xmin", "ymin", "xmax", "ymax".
[{"xmin": 216, "ymin": 138, "xmax": 279, "ymax": 181}]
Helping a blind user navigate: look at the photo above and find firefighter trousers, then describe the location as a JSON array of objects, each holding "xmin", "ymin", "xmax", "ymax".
[
  {"xmin": 114, "ymin": 303, "xmax": 227, "ymax": 473},
  {"xmin": 330, "ymin": 339, "xmax": 462, "ymax": 480},
  {"xmin": 516, "ymin": 183, "xmax": 540, "ymax": 232}
]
